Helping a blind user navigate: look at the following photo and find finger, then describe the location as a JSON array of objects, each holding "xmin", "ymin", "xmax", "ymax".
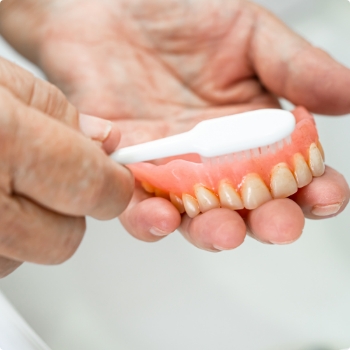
[
  {"xmin": 79, "ymin": 114, "xmax": 122, "ymax": 154},
  {"xmin": 0, "ymin": 193, "xmax": 85, "ymax": 264},
  {"xmin": 250, "ymin": 3, "xmax": 350, "ymax": 115},
  {"xmin": 1, "ymin": 90, "xmax": 134, "ymax": 220},
  {"xmin": 246, "ymin": 199, "xmax": 304, "ymax": 245},
  {"xmin": 0, "ymin": 58, "xmax": 120, "ymax": 149},
  {"xmin": 290, "ymin": 166, "xmax": 349, "ymax": 220},
  {"xmin": 0, "ymin": 256, "xmax": 22, "ymax": 279},
  {"xmin": 179, "ymin": 208, "xmax": 246, "ymax": 252},
  {"xmin": 119, "ymin": 186, "xmax": 181, "ymax": 242},
  {"xmin": 0, "ymin": 57, "xmax": 79, "ymax": 126}
]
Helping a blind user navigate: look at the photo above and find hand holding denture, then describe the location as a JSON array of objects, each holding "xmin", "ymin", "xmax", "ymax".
[{"xmin": 3, "ymin": 0, "xmax": 349, "ymax": 251}]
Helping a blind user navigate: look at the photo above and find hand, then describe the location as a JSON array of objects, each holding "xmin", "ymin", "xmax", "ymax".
[
  {"xmin": 0, "ymin": 57, "xmax": 133, "ymax": 277},
  {"xmin": 2, "ymin": 0, "xmax": 349, "ymax": 251}
]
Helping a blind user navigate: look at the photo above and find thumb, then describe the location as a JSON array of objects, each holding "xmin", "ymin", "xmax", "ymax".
[{"xmin": 250, "ymin": 3, "xmax": 350, "ymax": 115}]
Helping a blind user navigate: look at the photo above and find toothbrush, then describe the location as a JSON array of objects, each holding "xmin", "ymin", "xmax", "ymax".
[{"xmin": 111, "ymin": 109, "xmax": 295, "ymax": 165}]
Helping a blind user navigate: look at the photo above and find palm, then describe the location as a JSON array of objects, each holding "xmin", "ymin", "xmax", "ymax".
[{"xmin": 40, "ymin": 0, "xmax": 278, "ymax": 146}]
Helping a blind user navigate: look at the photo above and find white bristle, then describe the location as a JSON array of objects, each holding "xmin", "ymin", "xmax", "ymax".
[
  {"xmin": 253, "ymin": 147, "xmax": 260, "ymax": 158},
  {"xmin": 201, "ymin": 132, "xmax": 292, "ymax": 165}
]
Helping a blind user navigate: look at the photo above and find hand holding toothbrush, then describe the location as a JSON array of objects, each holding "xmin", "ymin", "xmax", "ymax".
[{"xmin": 0, "ymin": 58, "xmax": 133, "ymax": 277}]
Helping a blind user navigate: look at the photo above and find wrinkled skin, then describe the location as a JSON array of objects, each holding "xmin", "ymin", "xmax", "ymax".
[
  {"xmin": 1, "ymin": 0, "xmax": 350, "ymax": 253},
  {"xmin": 0, "ymin": 57, "xmax": 133, "ymax": 277}
]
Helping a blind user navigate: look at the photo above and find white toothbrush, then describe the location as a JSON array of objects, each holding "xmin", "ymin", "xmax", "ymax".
[{"xmin": 111, "ymin": 109, "xmax": 295, "ymax": 164}]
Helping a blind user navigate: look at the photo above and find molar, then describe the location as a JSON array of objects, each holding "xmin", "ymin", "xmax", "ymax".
[
  {"xmin": 218, "ymin": 182, "xmax": 244, "ymax": 210},
  {"xmin": 194, "ymin": 185, "xmax": 220, "ymax": 213},
  {"xmin": 155, "ymin": 188, "xmax": 170, "ymax": 199},
  {"xmin": 241, "ymin": 173, "xmax": 272, "ymax": 210},
  {"xmin": 170, "ymin": 193, "xmax": 185, "ymax": 214},
  {"xmin": 270, "ymin": 163, "xmax": 298, "ymax": 199},
  {"xmin": 308, "ymin": 143, "xmax": 325, "ymax": 177},
  {"xmin": 141, "ymin": 182, "xmax": 155, "ymax": 193},
  {"xmin": 182, "ymin": 194, "xmax": 200, "ymax": 218},
  {"xmin": 293, "ymin": 153, "xmax": 312, "ymax": 188}
]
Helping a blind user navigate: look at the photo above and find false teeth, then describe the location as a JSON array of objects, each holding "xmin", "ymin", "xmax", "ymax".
[
  {"xmin": 182, "ymin": 194, "xmax": 200, "ymax": 218},
  {"xmin": 194, "ymin": 186, "xmax": 220, "ymax": 213},
  {"xmin": 241, "ymin": 174, "xmax": 272, "ymax": 210},
  {"xmin": 170, "ymin": 193, "xmax": 185, "ymax": 214},
  {"xmin": 218, "ymin": 182, "xmax": 244, "ymax": 210},
  {"xmin": 293, "ymin": 153, "xmax": 313, "ymax": 188},
  {"xmin": 270, "ymin": 163, "xmax": 298, "ymax": 199},
  {"xmin": 308, "ymin": 143, "xmax": 325, "ymax": 177}
]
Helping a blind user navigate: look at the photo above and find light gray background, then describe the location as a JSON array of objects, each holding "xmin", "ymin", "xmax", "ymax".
[{"xmin": 1, "ymin": 1, "xmax": 350, "ymax": 349}]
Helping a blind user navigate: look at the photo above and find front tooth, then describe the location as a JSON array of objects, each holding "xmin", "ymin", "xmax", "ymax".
[
  {"xmin": 170, "ymin": 193, "xmax": 185, "ymax": 214},
  {"xmin": 270, "ymin": 163, "xmax": 298, "ymax": 199},
  {"xmin": 194, "ymin": 185, "xmax": 220, "ymax": 213},
  {"xmin": 241, "ymin": 173, "xmax": 272, "ymax": 210},
  {"xmin": 293, "ymin": 153, "xmax": 312, "ymax": 188},
  {"xmin": 218, "ymin": 182, "xmax": 244, "ymax": 210},
  {"xmin": 155, "ymin": 188, "xmax": 169, "ymax": 199},
  {"xmin": 308, "ymin": 143, "xmax": 325, "ymax": 177},
  {"xmin": 182, "ymin": 194, "xmax": 200, "ymax": 218}
]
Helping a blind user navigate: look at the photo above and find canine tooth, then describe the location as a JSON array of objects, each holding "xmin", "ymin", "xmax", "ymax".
[
  {"xmin": 155, "ymin": 188, "xmax": 170, "ymax": 199},
  {"xmin": 218, "ymin": 182, "xmax": 244, "ymax": 210},
  {"xmin": 308, "ymin": 143, "xmax": 325, "ymax": 177},
  {"xmin": 141, "ymin": 182, "xmax": 155, "ymax": 193},
  {"xmin": 241, "ymin": 174, "xmax": 272, "ymax": 210},
  {"xmin": 170, "ymin": 193, "xmax": 185, "ymax": 214},
  {"xmin": 317, "ymin": 140, "xmax": 325, "ymax": 161},
  {"xmin": 194, "ymin": 186, "xmax": 220, "ymax": 213},
  {"xmin": 270, "ymin": 163, "xmax": 298, "ymax": 199},
  {"xmin": 293, "ymin": 153, "xmax": 312, "ymax": 188},
  {"xmin": 182, "ymin": 194, "xmax": 200, "ymax": 218}
]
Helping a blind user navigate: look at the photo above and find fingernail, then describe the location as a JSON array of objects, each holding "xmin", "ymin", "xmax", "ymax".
[
  {"xmin": 311, "ymin": 202, "xmax": 343, "ymax": 217},
  {"xmin": 269, "ymin": 239, "xmax": 296, "ymax": 245},
  {"xmin": 79, "ymin": 113, "xmax": 112, "ymax": 142},
  {"xmin": 150, "ymin": 227, "xmax": 169, "ymax": 237},
  {"xmin": 213, "ymin": 245, "xmax": 228, "ymax": 251}
]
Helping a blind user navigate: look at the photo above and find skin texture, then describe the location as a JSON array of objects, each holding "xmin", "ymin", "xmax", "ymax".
[
  {"xmin": 0, "ymin": 0, "xmax": 350, "ymax": 256},
  {"xmin": 0, "ymin": 57, "xmax": 134, "ymax": 277}
]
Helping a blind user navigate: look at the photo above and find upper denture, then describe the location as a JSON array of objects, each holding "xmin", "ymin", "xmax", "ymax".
[{"xmin": 130, "ymin": 107, "xmax": 325, "ymax": 217}]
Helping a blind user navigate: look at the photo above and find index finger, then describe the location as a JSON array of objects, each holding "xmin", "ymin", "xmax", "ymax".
[{"xmin": 1, "ymin": 91, "xmax": 134, "ymax": 220}]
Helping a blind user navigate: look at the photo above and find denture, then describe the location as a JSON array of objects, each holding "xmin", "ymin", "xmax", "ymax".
[{"xmin": 128, "ymin": 107, "xmax": 325, "ymax": 218}]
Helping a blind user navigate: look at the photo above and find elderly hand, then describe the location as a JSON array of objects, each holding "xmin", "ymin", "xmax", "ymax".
[
  {"xmin": 0, "ymin": 57, "xmax": 133, "ymax": 277},
  {"xmin": 2, "ymin": 0, "xmax": 349, "ymax": 251}
]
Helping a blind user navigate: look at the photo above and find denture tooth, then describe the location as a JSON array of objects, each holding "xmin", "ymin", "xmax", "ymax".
[
  {"xmin": 218, "ymin": 182, "xmax": 244, "ymax": 210},
  {"xmin": 241, "ymin": 174, "xmax": 272, "ymax": 210},
  {"xmin": 155, "ymin": 188, "xmax": 170, "ymax": 199},
  {"xmin": 293, "ymin": 153, "xmax": 313, "ymax": 188},
  {"xmin": 308, "ymin": 143, "xmax": 325, "ymax": 177},
  {"xmin": 182, "ymin": 194, "xmax": 200, "ymax": 218},
  {"xmin": 170, "ymin": 193, "xmax": 185, "ymax": 214},
  {"xmin": 194, "ymin": 185, "xmax": 220, "ymax": 213},
  {"xmin": 317, "ymin": 140, "xmax": 325, "ymax": 161},
  {"xmin": 270, "ymin": 163, "xmax": 298, "ymax": 199},
  {"xmin": 141, "ymin": 182, "xmax": 155, "ymax": 193}
]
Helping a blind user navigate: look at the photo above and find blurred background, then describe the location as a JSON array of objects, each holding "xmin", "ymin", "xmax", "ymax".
[{"xmin": 1, "ymin": 0, "xmax": 350, "ymax": 349}]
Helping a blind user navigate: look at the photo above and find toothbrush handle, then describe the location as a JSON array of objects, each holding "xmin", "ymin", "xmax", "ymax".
[{"xmin": 111, "ymin": 131, "xmax": 192, "ymax": 164}]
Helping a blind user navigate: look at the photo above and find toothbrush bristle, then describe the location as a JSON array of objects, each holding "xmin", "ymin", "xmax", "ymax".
[{"xmin": 200, "ymin": 134, "xmax": 293, "ymax": 165}]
